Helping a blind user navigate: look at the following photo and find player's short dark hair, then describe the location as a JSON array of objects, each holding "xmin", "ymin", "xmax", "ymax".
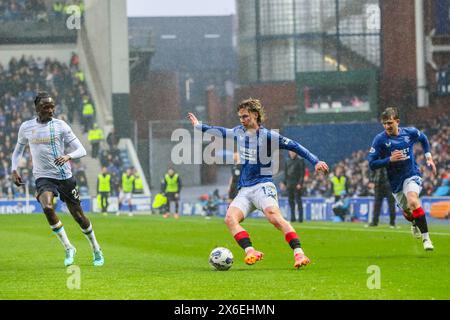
[
  {"xmin": 380, "ymin": 106, "xmax": 400, "ymax": 121},
  {"xmin": 34, "ymin": 91, "xmax": 54, "ymax": 108},
  {"xmin": 237, "ymin": 98, "xmax": 266, "ymax": 124}
]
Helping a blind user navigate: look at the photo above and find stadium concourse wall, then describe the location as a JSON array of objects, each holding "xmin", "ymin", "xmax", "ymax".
[
  {"xmin": 83, "ymin": 0, "xmax": 132, "ymax": 138},
  {"xmin": 2, "ymin": 196, "xmax": 448, "ymax": 222}
]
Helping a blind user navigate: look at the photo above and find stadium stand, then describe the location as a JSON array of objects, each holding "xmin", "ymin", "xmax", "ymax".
[
  {"xmin": 301, "ymin": 116, "xmax": 450, "ymax": 197},
  {"xmin": 0, "ymin": 54, "xmax": 91, "ymax": 198},
  {"xmin": 0, "ymin": 0, "xmax": 84, "ymax": 23}
]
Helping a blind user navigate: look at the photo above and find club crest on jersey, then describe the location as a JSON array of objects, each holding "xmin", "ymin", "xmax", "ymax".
[{"xmin": 369, "ymin": 147, "xmax": 375, "ymax": 153}]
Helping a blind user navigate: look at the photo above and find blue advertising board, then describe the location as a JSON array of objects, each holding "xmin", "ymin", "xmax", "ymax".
[
  {"xmin": 180, "ymin": 197, "xmax": 450, "ymax": 222},
  {"xmin": 0, "ymin": 197, "xmax": 91, "ymax": 214},
  {"xmin": 2, "ymin": 196, "xmax": 448, "ymax": 222}
]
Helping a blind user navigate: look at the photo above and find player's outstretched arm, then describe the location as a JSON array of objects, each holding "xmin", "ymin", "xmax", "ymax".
[
  {"xmin": 275, "ymin": 132, "xmax": 328, "ymax": 173},
  {"xmin": 187, "ymin": 113, "xmax": 235, "ymax": 139},
  {"xmin": 187, "ymin": 113, "xmax": 199, "ymax": 127},
  {"xmin": 314, "ymin": 161, "xmax": 329, "ymax": 175}
]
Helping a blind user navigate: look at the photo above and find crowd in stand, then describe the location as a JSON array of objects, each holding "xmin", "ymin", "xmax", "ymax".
[
  {"xmin": 301, "ymin": 116, "xmax": 450, "ymax": 197},
  {"xmin": 0, "ymin": 0, "xmax": 84, "ymax": 23},
  {"xmin": 0, "ymin": 54, "xmax": 91, "ymax": 199}
]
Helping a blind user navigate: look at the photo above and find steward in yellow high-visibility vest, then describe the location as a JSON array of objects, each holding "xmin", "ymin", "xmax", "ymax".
[
  {"xmin": 88, "ymin": 124, "xmax": 103, "ymax": 158},
  {"xmin": 133, "ymin": 174, "xmax": 144, "ymax": 194},
  {"xmin": 82, "ymin": 98, "xmax": 95, "ymax": 133},
  {"xmin": 119, "ymin": 168, "xmax": 135, "ymax": 214},
  {"xmin": 122, "ymin": 172, "xmax": 135, "ymax": 194},
  {"xmin": 161, "ymin": 168, "xmax": 182, "ymax": 218},
  {"xmin": 164, "ymin": 173, "xmax": 180, "ymax": 193},
  {"xmin": 82, "ymin": 101, "xmax": 94, "ymax": 116},
  {"xmin": 88, "ymin": 126, "xmax": 104, "ymax": 142},
  {"xmin": 53, "ymin": 1, "xmax": 63, "ymax": 18},
  {"xmin": 75, "ymin": 70, "xmax": 85, "ymax": 83},
  {"xmin": 97, "ymin": 167, "xmax": 111, "ymax": 213},
  {"xmin": 330, "ymin": 166, "xmax": 349, "ymax": 201}
]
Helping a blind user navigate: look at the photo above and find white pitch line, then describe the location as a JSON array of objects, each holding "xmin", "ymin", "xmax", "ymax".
[
  {"xmin": 110, "ymin": 215, "xmax": 450, "ymax": 237},
  {"xmin": 245, "ymin": 223, "xmax": 450, "ymax": 237}
]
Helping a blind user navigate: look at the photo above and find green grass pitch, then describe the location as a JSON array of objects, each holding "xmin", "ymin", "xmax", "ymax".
[{"xmin": 0, "ymin": 213, "xmax": 449, "ymax": 300}]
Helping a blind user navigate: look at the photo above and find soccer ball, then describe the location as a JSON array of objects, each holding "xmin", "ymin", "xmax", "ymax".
[{"xmin": 209, "ymin": 247, "xmax": 234, "ymax": 271}]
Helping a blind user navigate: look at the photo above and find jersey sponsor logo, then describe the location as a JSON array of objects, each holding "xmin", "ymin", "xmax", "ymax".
[
  {"xmin": 240, "ymin": 146, "xmax": 257, "ymax": 161},
  {"xmin": 399, "ymin": 147, "xmax": 411, "ymax": 159},
  {"xmin": 404, "ymin": 136, "xmax": 410, "ymax": 143},
  {"xmin": 385, "ymin": 142, "xmax": 391, "ymax": 147},
  {"xmin": 30, "ymin": 137, "xmax": 51, "ymax": 144}
]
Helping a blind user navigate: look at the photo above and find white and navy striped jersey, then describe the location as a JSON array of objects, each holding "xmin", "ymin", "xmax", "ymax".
[{"xmin": 17, "ymin": 118, "xmax": 78, "ymax": 180}]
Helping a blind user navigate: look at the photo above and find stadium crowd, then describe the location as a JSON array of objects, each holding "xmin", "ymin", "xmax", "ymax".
[
  {"xmin": 301, "ymin": 116, "xmax": 450, "ymax": 197},
  {"xmin": 0, "ymin": 54, "xmax": 91, "ymax": 199},
  {"xmin": 0, "ymin": 0, "xmax": 84, "ymax": 23},
  {"xmin": 1, "ymin": 54, "xmax": 448, "ymax": 201}
]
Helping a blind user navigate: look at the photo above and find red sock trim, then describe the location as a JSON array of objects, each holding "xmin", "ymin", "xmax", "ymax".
[
  {"xmin": 285, "ymin": 231, "xmax": 299, "ymax": 243},
  {"xmin": 412, "ymin": 207, "xmax": 425, "ymax": 219},
  {"xmin": 234, "ymin": 231, "xmax": 250, "ymax": 242}
]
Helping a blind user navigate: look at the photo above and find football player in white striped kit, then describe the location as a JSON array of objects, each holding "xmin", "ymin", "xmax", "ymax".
[{"xmin": 11, "ymin": 92, "xmax": 104, "ymax": 267}]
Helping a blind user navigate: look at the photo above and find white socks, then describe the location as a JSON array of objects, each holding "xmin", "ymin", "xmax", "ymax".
[
  {"xmin": 244, "ymin": 247, "xmax": 255, "ymax": 254},
  {"xmin": 421, "ymin": 232, "xmax": 430, "ymax": 241},
  {"xmin": 50, "ymin": 221, "xmax": 73, "ymax": 250},
  {"xmin": 294, "ymin": 248, "xmax": 304, "ymax": 255},
  {"xmin": 82, "ymin": 223, "xmax": 101, "ymax": 252}
]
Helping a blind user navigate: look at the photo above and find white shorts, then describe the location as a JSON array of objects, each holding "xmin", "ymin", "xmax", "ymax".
[
  {"xmin": 229, "ymin": 182, "xmax": 279, "ymax": 218},
  {"xmin": 392, "ymin": 176, "xmax": 423, "ymax": 212},
  {"xmin": 120, "ymin": 192, "xmax": 132, "ymax": 202}
]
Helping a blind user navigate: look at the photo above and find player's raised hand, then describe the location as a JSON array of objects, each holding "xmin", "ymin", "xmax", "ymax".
[
  {"xmin": 187, "ymin": 113, "xmax": 199, "ymax": 126},
  {"xmin": 315, "ymin": 161, "xmax": 329, "ymax": 174},
  {"xmin": 390, "ymin": 150, "xmax": 407, "ymax": 162},
  {"xmin": 11, "ymin": 170, "xmax": 24, "ymax": 186},
  {"xmin": 426, "ymin": 156, "xmax": 437, "ymax": 176},
  {"xmin": 54, "ymin": 155, "xmax": 71, "ymax": 167}
]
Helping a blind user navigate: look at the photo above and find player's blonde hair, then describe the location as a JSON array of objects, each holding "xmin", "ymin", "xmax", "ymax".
[
  {"xmin": 237, "ymin": 98, "xmax": 266, "ymax": 124},
  {"xmin": 381, "ymin": 106, "xmax": 400, "ymax": 121}
]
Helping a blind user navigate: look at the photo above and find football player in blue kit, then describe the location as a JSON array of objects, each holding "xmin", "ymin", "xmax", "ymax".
[
  {"xmin": 368, "ymin": 107, "xmax": 436, "ymax": 251},
  {"xmin": 188, "ymin": 98, "xmax": 329, "ymax": 269}
]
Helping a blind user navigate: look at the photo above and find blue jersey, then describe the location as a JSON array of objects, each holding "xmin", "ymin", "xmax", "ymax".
[
  {"xmin": 367, "ymin": 127, "xmax": 430, "ymax": 193},
  {"xmin": 196, "ymin": 124, "xmax": 319, "ymax": 188}
]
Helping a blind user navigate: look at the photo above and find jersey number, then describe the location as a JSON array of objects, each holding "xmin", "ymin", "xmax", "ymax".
[
  {"xmin": 262, "ymin": 186, "xmax": 277, "ymax": 200},
  {"xmin": 72, "ymin": 188, "xmax": 80, "ymax": 200}
]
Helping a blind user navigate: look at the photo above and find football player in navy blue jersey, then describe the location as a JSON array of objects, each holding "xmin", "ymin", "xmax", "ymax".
[
  {"xmin": 368, "ymin": 107, "xmax": 436, "ymax": 251},
  {"xmin": 188, "ymin": 98, "xmax": 328, "ymax": 268}
]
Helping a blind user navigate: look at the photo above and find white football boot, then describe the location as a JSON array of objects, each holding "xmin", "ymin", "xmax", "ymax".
[{"xmin": 423, "ymin": 239, "xmax": 434, "ymax": 251}]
